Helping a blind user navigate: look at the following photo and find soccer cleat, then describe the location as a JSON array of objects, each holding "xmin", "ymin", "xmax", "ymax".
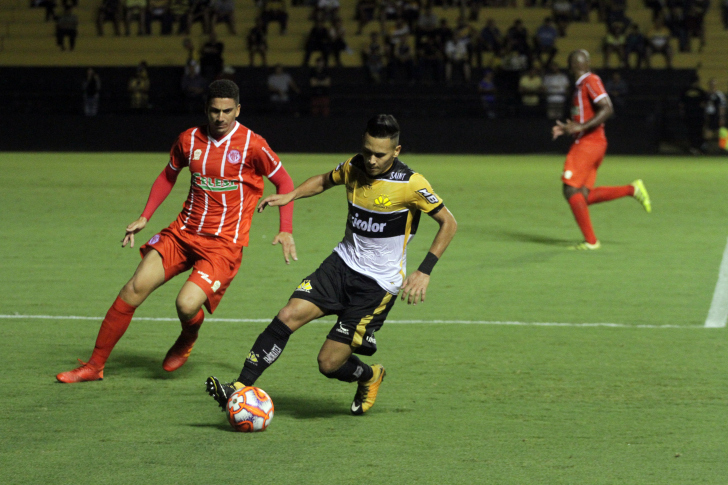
[
  {"xmin": 570, "ymin": 240, "xmax": 601, "ymax": 251},
  {"xmin": 631, "ymin": 179, "xmax": 652, "ymax": 213},
  {"xmin": 162, "ymin": 331, "xmax": 198, "ymax": 372},
  {"xmin": 351, "ymin": 364, "xmax": 386, "ymax": 415},
  {"xmin": 56, "ymin": 359, "xmax": 104, "ymax": 383},
  {"xmin": 205, "ymin": 376, "xmax": 243, "ymax": 411}
]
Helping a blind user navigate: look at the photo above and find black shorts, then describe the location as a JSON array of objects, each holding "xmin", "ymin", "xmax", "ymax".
[{"xmin": 290, "ymin": 252, "xmax": 396, "ymax": 356}]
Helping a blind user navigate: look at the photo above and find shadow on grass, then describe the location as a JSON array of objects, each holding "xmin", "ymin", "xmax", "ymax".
[
  {"xmin": 494, "ymin": 230, "xmax": 572, "ymax": 247},
  {"xmin": 269, "ymin": 393, "xmax": 348, "ymax": 419}
]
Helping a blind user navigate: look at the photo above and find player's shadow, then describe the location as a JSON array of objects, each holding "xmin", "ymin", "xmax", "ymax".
[
  {"xmin": 270, "ymin": 394, "xmax": 347, "ymax": 418},
  {"xmin": 99, "ymin": 351, "xmax": 190, "ymax": 380},
  {"xmin": 495, "ymin": 230, "xmax": 572, "ymax": 247}
]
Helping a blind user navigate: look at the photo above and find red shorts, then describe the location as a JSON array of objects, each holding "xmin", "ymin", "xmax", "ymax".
[
  {"xmin": 139, "ymin": 220, "xmax": 242, "ymax": 314},
  {"xmin": 561, "ymin": 139, "xmax": 607, "ymax": 189}
]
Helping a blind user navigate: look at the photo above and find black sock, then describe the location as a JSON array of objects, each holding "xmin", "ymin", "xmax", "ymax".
[
  {"xmin": 323, "ymin": 354, "xmax": 373, "ymax": 383},
  {"xmin": 237, "ymin": 317, "xmax": 292, "ymax": 386}
]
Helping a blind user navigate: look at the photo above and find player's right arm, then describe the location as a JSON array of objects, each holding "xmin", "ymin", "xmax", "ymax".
[{"xmin": 257, "ymin": 172, "xmax": 334, "ymax": 212}]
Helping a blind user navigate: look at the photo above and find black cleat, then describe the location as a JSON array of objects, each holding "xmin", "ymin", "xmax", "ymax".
[{"xmin": 205, "ymin": 376, "xmax": 239, "ymax": 411}]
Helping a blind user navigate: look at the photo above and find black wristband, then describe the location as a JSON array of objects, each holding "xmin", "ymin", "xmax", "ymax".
[{"xmin": 417, "ymin": 252, "xmax": 439, "ymax": 275}]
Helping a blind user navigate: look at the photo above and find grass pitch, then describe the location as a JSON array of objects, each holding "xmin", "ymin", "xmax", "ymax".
[{"xmin": 1, "ymin": 153, "xmax": 726, "ymax": 484}]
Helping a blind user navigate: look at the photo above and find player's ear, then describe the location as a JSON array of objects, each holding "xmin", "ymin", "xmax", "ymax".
[{"xmin": 393, "ymin": 145, "xmax": 402, "ymax": 157}]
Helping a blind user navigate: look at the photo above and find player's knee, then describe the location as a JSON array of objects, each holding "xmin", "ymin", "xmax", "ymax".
[
  {"xmin": 175, "ymin": 294, "xmax": 201, "ymax": 320},
  {"xmin": 277, "ymin": 305, "xmax": 304, "ymax": 328},
  {"xmin": 317, "ymin": 355, "xmax": 341, "ymax": 376}
]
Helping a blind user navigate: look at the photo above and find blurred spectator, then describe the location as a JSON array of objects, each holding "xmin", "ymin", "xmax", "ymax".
[
  {"xmin": 604, "ymin": 0, "xmax": 628, "ymax": 27},
  {"xmin": 97, "ymin": 0, "xmax": 122, "ymax": 36},
  {"xmin": 500, "ymin": 41, "xmax": 529, "ymax": 71},
  {"xmin": 542, "ymin": 63, "xmax": 569, "ymax": 119},
  {"xmin": 551, "ymin": 0, "xmax": 571, "ymax": 36},
  {"xmin": 644, "ymin": 0, "xmax": 663, "ymax": 22},
  {"xmin": 199, "ymin": 33, "xmax": 224, "ymax": 79},
  {"xmin": 475, "ymin": 18, "xmax": 502, "ymax": 68},
  {"xmin": 128, "ymin": 62, "xmax": 151, "ymax": 109},
  {"xmin": 124, "ymin": 0, "xmax": 147, "ymax": 36},
  {"xmin": 518, "ymin": 66, "xmax": 542, "ymax": 114},
  {"xmin": 665, "ymin": 7, "xmax": 689, "ymax": 52},
  {"xmin": 268, "ymin": 64, "xmax": 300, "ymax": 113},
  {"xmin": 624, "ymin": 23, "xmax": 645, "ymax": 69},
  {"xmin": 380, "ymin": 0, "xmax": 400, "ymax": 22},
  {"xmin": 33, "ymin": 0, "xmax": 58, "ymax": 22},
  {"xmin": 506, "ymin": 19, "xmax": 530, "ymax": 59},
  {"xmin": 210, "ymin": 0, "xmax": 235, "ymax": 34},
  {"xmin": 182, "ymin": 37, "xmax": 198, "ymax": 64},
  {"xmin": 602, "ymin": 22, "xmax": 625, "ymax": 68},
  {"xmin": 685, "ymin": 0, "xmax": 707, "ymax": 52},
  {"xmin": 261, "ymin": 0, "xmax": 288, "ymax": 35},
  {"xmin": 386, "ymin": 18, "xmax": 411, "ymax": 57},
  {"xmin": 188, "ymin": 0, "xmax": 211, "ymax": 34},
  {"xmin": 355, "ymin": 0, "xmax": 377, "ymax": 35},
  {"xmin": 645, "ymin": 16, "xmax": 672, "ymax": 68},
  {"xmin": 679, "ymin": 75, "xmax": 706, "ymax": 154},
  {"xmin": 453, "ymin": 16, "xmax": 475, "ymax": 65},
  {"xmin": 444, "ymin": 30, "xmax": 471, "ymax": 84},
  {"xmin": 82, "ymin": 68, "xmax": 101, "ymax": 116},
  {"xmin": 433, "ymin": 18, "xmax": 453, "ymax": 53},
  {"xmin": 55, "ymin": 6, "xmax": 78, "ymax": 50},
  {"xmin": 315, "ymin": 0, "xmax": 339, "ymax": 22},
  {"xmin": 169, "ymin": 0, "xmax": 191, "ymax": 34},
  {"xmin": 329, "ymin": 17, "xmax": 350, "ymax": 66},
  {"xmin": 533, "ymin": 17, "xmax": 558, "ymax": 68},
  {"xmin": 402, "ymin": 0, "xmax": 421, "ymax": 31},
  {"xmin": 722, "ymin": 0, "xmax": 728, "ymax": 30},
  {"xmin": 604, "ymin": 70, "xmax": 628, "ymax": 112},
  {"xmin": 415, "ymin": 5, "xmax": 438, "ymax": 41},
  {"xmin": 416, "ymin": 35, "xmax": 443, "ymax": 84},
  {"xmin": 362, "ymin": 31, "xmax": 385, "ymax": 84},
  {"xmin": 477, "ymin": 69, "xmax": 497, "ymax": 118},
  {"xmin": 303, "ymin": 18, "xmax": 332, "ymax": 66},
  {"xmin": 181, "ymin": 60, "xmax": 206, "ymax": 112},
  {"xmin": 704, "ymin": 78, "xmax": 727, "ymax": 149},
  {"xmin": 309, "ymin": 56, "xmax": 331, "ymax": 117},
  {"xmin": 388, "ymin": 33, "xmax": 416, "ymax": 83},
  {"xmin": 146, "ymin": 0, "xmax": 172, "ymax": 35},
  {"xmin": 247, "ymin": 17, "xmax": 268, "ymax": 66},
  {"xmin": 467, "ymin": 0, "xmax": 482, "ymax": 22}
]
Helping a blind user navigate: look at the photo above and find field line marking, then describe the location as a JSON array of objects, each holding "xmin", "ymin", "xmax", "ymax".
[
  {"xmin": 0, "ymin": 314, "xmax": 702, "ymax": 329},
  {"xmin": 705, "ymin": 236, "xmax": 728, "ymax": 328}
]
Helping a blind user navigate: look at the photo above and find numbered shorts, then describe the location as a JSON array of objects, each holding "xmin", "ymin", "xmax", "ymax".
[
  {"xmin": 139, "ymin": 221, "xmax": 242, "ymax": 314},
  {"xmin": 561, "ymin": 139, "xmax": 607, "ymax": 189},
  {"xmin": 290, "ymin": 252, "xmax": 397, "ymax": 356}
]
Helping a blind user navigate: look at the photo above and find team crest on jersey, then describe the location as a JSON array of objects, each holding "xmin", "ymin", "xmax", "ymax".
[
  {"xmin": 374, "ymin": 195, "xmax": 392, "ymax": 209},
  {"xmin": 212, "ymin": 281, "xmax": 221, "ymax": 292},
  {"xmin": 227, "ymin": 149, "xmax": 242, "ymax": 165},
  {"xmin": 295, "ymin": 280, "xmax": 313, "ymax": 292},
  {"xmin": 148, "ymin": 234, "xmax": 160, "ymax": 245},
  {"xmin": 193, "ymin": 149, "xmax": 202, "ymax": 161}
]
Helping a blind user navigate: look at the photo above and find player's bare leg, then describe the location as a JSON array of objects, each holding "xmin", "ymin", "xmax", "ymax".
[
  {"xmin": 163, "ymin": 281, "xmax": 208, "ymax": 372},
  {"xmin": 57, "ymin": 250, "xmax": 166, "ymax": 383}
]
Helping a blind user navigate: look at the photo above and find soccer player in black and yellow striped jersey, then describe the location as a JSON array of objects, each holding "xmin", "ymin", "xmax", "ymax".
[{"xmin": 206, "ymin": 114, "xmax": 457, "ymax": 415}]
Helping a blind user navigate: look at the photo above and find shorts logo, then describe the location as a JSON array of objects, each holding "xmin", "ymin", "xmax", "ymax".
[
  {"xmin": 227, "ymin": 149, "xmax": 241, "ymax": 165},
  {"xmin": 197, "ymin": 271, "xmax": 213, "ymax": 284},
  {"xmin": 374, "ymin": 195, "xmax": 392, "ymax": 209},
  {"xmin": 563, "ymin": 170, "xmax": 573, "ymax": 180},
  {"xmin": 416, "ymin": 188, "xmax": 439, "ymax": 204},
  {"xmin": 212, "ymin": 281, "xmax": 221, "ymax": 292},
  {"xmin": 336, "ymin": 322, "xmax": 350, "ymax": 335},
  {"xmin": 148, "ymin": 234, "xmax": 161, "ymax": 245},
  {"xmin": 366, "ymin": 334, "xmax": 377, "ymax": 345},
  {"xmin": 263, "ymin": 345, "xmax": 282, "ymax": 364},
  {"xmin": 296, "ymin": 280, "xmax": 312, "ymax": 292},
  {"xmin": 193, "ymin": 149, "xmax": 202, "ymax": 161}
]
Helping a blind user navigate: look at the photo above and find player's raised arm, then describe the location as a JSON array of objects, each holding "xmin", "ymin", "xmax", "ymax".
[
  {"xmin": 257, "ymin": 172, "xmax": 335, "ymax": 213},
  {"xmin": 400, "ymin": 207, "xmax": 458, "ymax": 305},
  {"xmin": 122, "ymin": 164, "xmax": 180, "ymax": 248}
]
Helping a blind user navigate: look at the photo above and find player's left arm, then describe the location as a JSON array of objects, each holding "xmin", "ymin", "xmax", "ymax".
[
  {"xmin": 267, "ymin": 164, "xmax": 297, "ymax": 264},
  {"xmin": 400, "ymin": 207, "xmax": 458, "ymax": 305}
]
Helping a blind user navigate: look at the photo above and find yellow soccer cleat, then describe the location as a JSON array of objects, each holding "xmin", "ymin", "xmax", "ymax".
[
  {"xmin": 351, "ymin": 364, "xmax": 386, "ymax": 415},
  {"xmin": 631, "ymin": 179, "xmax": 652, "ymax": 213}
]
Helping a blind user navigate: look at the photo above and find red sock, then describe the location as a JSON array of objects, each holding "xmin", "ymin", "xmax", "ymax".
[
  {"xmin": 587, "ymin": 185, "xmax": 634, "ymax": 205},
  {"xmin": 568, "ymin": 193, "xmax": 597, "ymax": 244},
  {"xmin": 88, "ymin": 296, "xmax": 137, "ymax": 368},
  {"xmin": 181, "ymin": 309, "xmax": 205, "ymax": 336}
]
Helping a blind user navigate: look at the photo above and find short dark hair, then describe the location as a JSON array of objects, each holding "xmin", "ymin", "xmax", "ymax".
[
  {"xmin": 365, "ymin": 114, "xmax": 400, "ymax": 144},
  {"xmin": 207, "ymin": 79, "xmax": 239, "ymax": 105}
]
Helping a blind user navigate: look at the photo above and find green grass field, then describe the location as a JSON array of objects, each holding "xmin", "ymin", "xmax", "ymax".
[{"xmin": 1, "ymin": 153, "xmax": 727, "ymax": 484}]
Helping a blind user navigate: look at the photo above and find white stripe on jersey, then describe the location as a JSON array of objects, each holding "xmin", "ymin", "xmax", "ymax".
[
  {"xmin": 201, "ymin": 138, "xmax": 212, "ymax": 175},
  {"xmin": 593, "ymin": 93, "xmax": 608, "ymax": 103},
  {"xmin": 188, "ymin": 128, "xmax": 197, "ymax": 167},
  {"xmin": 220, "ymin": 138, "xmax": 230, "ymax": 178},
  {"xmin": 182, "ymin": 190, "xmax": 193, "ymax": 229},
  {"xmin": 216, "ymin": 193, "xmax": 227, "ymax": 236},
  {"xmin": 198, "ymin": 192, "xmax": 209, "ymax": 232},
  {"xmin": 233, "ymin": 129, "xmax": 252, "ymax": 244},
  {"xmin": 267, "ymin": 161, "xmax": 282, "ymax": 178}
]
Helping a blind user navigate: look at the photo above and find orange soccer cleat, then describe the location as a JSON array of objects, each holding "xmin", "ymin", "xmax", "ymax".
[
  {"xmin": 162, "ymin": 331, "xmax": 199, "ymax": 372},
  {"xmin": 351, "ymin": 364, "xmax": 386, "ymax": 415},
  {"xmin": 56, "ymin": 360, "xmax": 104, "ymax": 383}
]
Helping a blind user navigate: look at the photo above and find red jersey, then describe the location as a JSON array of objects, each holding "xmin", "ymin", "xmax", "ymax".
[
  {"xmin": 169, "ymin": 121, "xmax": 283, "ymax": 246},
  {"xmin": 571, "ymin": 72, "xmax": 609, "ymax": 144}
]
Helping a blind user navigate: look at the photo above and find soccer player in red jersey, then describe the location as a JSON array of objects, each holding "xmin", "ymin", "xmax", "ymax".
[
  {"xmin": 57, "ymin": 80, "xmax": 296, "ymax": 383},
  {"xmin": 552, "ymin": 49, "xmax": 652, "ymax": 250}
]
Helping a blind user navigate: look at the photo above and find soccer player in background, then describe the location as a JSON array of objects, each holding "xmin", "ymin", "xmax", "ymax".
[
  {"xmin": 552, "ymin": 49, "xmax": 652, "ymax": 250},
  {"xmin": 57, "ymin": 80, "xmax": 296, "ymax": 383},
  {"xmin": 206, "ymin": 115, "xmax": 457, "ymax": 415}
]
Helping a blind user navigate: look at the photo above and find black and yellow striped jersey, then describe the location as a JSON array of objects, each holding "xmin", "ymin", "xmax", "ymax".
[{"xmin": 328, "ymin": 154, "xmax": 444, "ymax": 294}]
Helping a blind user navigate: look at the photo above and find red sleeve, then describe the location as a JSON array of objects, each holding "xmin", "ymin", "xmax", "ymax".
[
  {"xmin": 170, "ymin": 133, "xmax": 189, "ymax": 170},
  {"xmin": 268, "ymin": 165, "xmax": 294, "ymax": 234},
  {"xmin": 140, "ymin": 164, "xmax": 180, "ymax": 220},
  {"xmin": 586, "ymin": 75, "xmax": 608, "ymax": 103}
]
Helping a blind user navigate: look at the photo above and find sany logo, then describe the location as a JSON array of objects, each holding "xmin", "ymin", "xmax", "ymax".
[{"xmin": 351, "ymin": 213, "xmax": 387, "ymax": 233}]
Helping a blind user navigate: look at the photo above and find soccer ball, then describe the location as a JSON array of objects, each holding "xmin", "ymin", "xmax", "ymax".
[{"xmin": 226, "ymin": 386, "xmax": 274, "ymax": 432}]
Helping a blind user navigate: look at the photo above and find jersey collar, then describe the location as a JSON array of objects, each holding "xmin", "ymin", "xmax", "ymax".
[{"xmin": 207, "ymin": 121, "xmax": 240, "ymax": 148}]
